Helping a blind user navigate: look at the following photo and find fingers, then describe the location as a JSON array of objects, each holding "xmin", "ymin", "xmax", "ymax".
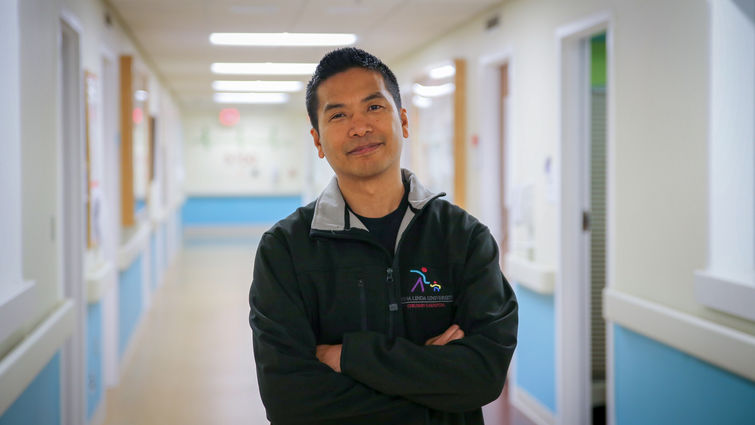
[
  {"xmin": 426, "ymin": 324, "xmax": 465, "ymax": 346},
  {"xmin": 447, "ymin": 327, "xmax": 464, "ymax": 343}
]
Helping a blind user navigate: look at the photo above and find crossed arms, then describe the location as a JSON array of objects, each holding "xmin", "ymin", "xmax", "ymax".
[{"xmin": 249, "ymin": 230, "xmax": 518, "ymax": 424}]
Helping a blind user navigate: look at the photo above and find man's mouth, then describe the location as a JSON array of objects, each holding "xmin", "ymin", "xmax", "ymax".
[{"xmin": 348, "ymin": 143, "xmax": 383, "ymax": 156}]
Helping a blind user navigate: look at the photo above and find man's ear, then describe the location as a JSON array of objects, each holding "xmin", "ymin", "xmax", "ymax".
[
  {"xmin": 311, "ymin": 128, "xmax": 325, "ymax": 158},
  {"xmin": 400, "ymin": 108, "xmax": 409, "ymax": 138}
]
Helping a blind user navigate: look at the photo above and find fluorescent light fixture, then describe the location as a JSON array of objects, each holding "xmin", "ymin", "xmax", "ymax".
[
  {"xmin": 412, "ymin": 95, "xmax": 432, "ymax": 109},
  {"xmin": 209, "ymin": 32, "xmax": 357, "ymax": 47},
  {"xmin": 213, "ymin": 92, "xmax": 289, "ymax": 104},
  {"xmin": 429, "ymin": 64, "xmax": 456, "ymax": 80},
  {"xmin": 212, "ymin": 80, "xmax": 304, "ymax": 92},
  {"xmin": 211, "ymin": 62, "xmax": 317, "ymax": 75},
  {"xmin": 134, "ymin": 89, "xmax": 149, "ymax": 102},
  {"xmin": 412, "ymin": 82, "xmax": 455, "ymax": 98}
]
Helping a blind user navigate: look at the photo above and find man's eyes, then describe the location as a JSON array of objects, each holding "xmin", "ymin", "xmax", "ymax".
[{"xmin": 329, "ymin": 104, "xmax": 384, "ymax": 121}]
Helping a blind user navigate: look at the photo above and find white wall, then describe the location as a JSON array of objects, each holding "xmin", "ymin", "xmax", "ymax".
[
  {"xmin": 390, "ymin": 0, "xmax": 754, "ymax": 335},
  {"xmin": 182, "ymin": 106, "xmax": 309, "ymax": 196},
  {"xmin": 0, "ymin": 0, "xmax": 22, "ymax": 291},
  {"xmin": 19, "ymin": 0, "xmax": 66, "ymax": 325}
]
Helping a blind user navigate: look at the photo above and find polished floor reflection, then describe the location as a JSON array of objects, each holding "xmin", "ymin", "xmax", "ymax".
[{"xmin": 103, "ymin": 237, "xmax": 267, "ymax": 425}]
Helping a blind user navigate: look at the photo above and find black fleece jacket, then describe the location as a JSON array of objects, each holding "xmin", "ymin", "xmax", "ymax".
[{"xmin": 249, "ymin": 170, "xmax": 518, "ymax": 425}]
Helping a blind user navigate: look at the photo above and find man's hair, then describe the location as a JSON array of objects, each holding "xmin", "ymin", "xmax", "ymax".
[{"xmin": 305, "ymin": 47, "xmax": 402, "ymax": 131}]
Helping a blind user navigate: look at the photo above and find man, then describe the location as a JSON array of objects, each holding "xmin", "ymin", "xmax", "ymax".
[{"xmin": 249, "ymin": 47, "xmax": 518, "ymax": 425}]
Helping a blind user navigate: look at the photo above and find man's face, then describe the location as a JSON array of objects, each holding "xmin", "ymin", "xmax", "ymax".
[{"xmin": 311, "ymin": 67, "xmax": 408, "ymax": 182}]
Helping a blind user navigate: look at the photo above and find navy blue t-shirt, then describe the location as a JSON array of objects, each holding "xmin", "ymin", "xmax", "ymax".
[{"xmin": 351, "ymin": 183, "xmax": 410, "ymax": 255}]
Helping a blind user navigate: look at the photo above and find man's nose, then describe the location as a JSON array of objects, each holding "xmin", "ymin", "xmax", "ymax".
[{"xmin": 348, "ymin": 113, "xmax": 372, "ymax": 137}]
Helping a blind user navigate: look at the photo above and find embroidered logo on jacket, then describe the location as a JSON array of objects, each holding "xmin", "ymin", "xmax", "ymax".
[
  {"xmin": 402, "ymin": 267, "xmax": 453, "ymax": 309},
  {"xmin": 409, "ymin": 267, "xmax": 442, "ymax": 293}
]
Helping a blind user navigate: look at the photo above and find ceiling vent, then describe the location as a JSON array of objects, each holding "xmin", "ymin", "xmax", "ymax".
[{"xmin": 485, "ymin": 15, "xmax": 500, "ymax": 31}]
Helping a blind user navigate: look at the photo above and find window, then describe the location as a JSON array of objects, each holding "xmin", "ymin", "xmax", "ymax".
[{"xmin": 694, "ymin": 0, "xmax": 755, "ymax": 321}]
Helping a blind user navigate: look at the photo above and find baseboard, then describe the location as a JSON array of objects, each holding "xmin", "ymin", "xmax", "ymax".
[
  {"xmin": 511, "ymin": 386, "xmax": 556, "ymax": 425},
  {"xmin": 603, "ymin": 287, "xmax": 755, "ymax": 382}
]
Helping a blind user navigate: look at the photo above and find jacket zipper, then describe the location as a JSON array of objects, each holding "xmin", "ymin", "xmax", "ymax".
[
  {"xmin": 358, "ymin": 279, "xmax": 367, "ymax": 331},
  {"xmin": 386, "ymin": 267, "xmax": 396, "ymax": 339}
]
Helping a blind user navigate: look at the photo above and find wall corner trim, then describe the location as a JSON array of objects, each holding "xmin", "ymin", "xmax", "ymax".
[
  {"xmin": 0, "ymin": 280, "xmax": 36, "ymax": 345},
  {"xmin": 504, "ymin": 254, "xmax": 555, "ymax": 294},
  {"xmin": 118, "ymin": 221, "xmax": 151, "ymax": 271},
  {"xmin": 603, "ymin": 287, "xmax": 755, "ymax": 382},
  {"xmin": 694, "ymin": 270, "xmax": 755, "ymax": 322},
  {"xmin": 86, "ymin": 260, "xmax": 116, "ymax": 303},
  {"xmin": 511, "ymin": 386, "xmax": 556, "ymax": 425},
  {"xmin": 0, "ymin": 299, "xmax": 75, "ymax": 416}
]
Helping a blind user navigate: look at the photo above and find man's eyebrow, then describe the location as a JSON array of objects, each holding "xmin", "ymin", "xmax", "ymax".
[
  {"xmin": 362, "ymin": 92, "xmax": 386, "ymax": 103},
  {"xmin": 322, "ymin": 92, "xmax": 386, "ymax": 113},
  {"xmin": 322, "ymin": 102, "xmax": 345, "ymax": 113}
]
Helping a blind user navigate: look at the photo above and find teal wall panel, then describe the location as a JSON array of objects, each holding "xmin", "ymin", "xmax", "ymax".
[
  {"xmin": 614, "ymin": 324, "xmax": 755, "ymax": 424},
  {"xmin": 118, "ymin": 254, "xmax": 143, "ymax": 359},
  {"xmin": 514, "ymin": 284, "xmax": 556, "ymax": 412},
  {"xmin": 86, "ymin": 302, "xmax": 103, "ymax": 420},
  {"xmin": 0, "ymin": 352, "xmax": 61, "ymax": 425}
]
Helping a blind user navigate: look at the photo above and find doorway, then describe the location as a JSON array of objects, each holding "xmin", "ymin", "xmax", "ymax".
[
  {"xmin": 479, "ymin": 51, "xmax": 515, "ymax": 425},
  {"xmin": 586, "ymin": 32, "xmax": 608, "ymax": 425},
  {"xmin": 556, "ymin": 13, "xmax": 612, "ymax": 425}
]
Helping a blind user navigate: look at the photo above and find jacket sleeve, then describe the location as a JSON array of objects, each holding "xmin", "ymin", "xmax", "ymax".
[
  {"xmin": 340, "ymin": 224, "xmax": 518, "ymax": 412},
  {"xmin": 250, "ymin": 232, "xmax": 424, "ymax": 424}
]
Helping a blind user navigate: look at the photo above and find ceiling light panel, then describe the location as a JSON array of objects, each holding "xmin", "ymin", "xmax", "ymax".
[
  {"xmin": 209, "ymin": 33, "xmax": 357, "ymax": 47},
  {"xmin": 429, "ymin": 64, "xmax": 456, "ymax": 80},
  {"xmin": 412, "ymin": 83, "xmax": 455, "ymax": 97},
  {"xmin": 212, "ymin": 80, "xmax": 303, "ymax": 92},
  {"xmin": 211, "ymin": 63, "xmax": 317, "ymax": 75},
  {"xmin": 213, "ymin": 92, "xmax": 289, "ymax": 104}
]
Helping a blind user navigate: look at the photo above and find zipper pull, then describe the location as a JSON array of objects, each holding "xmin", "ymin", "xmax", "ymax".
[{"xmin": 386, "ymin": 267, "xmax": 394, "ymax": 284}]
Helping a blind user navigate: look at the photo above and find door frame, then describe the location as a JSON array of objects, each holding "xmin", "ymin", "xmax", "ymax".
[
  {"xmin": 477, "ymin": 49, "xmax": 516, "ymax": 424},
  {"xmin": 100, "ymin": 44, "xmax": 122, "ymax": 389},
  {"xmin": 59, "ymin": 9, "xmax": 86, "ymax": 425},
  {"xmin": 555, "ymin": 12, "xmax": 615, "ymax": 425},
  {"xmin": 478, "ymin": 48, "xmax": 515, "ymax": 250}
]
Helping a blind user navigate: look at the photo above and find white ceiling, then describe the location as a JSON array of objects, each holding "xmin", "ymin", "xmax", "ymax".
[{"xmin": 107, "ymin": 0, "xmax": 503, "ymax": 109}]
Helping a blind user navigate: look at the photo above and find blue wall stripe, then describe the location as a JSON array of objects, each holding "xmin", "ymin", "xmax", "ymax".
[
  {"xmin": 150, "ymin": 232, "xmax": 158, "ymax": 290},
  {"xmin": 118, "ymin": 254, "xmax": 143, "ymax": 359},
  {"xmin": 161, "ymin": 222, "xmax": 168, "ymax": 271},
  {"xmin": 614, "ymin": 324, "xmax": 755, "ymax": 424},
  {"xmin": 181, "ymin": 196, "xmax": 301, "ymax": 226},
  {"xmin": 86, "ymin": 302, "xmax": 103, "ymax": 420},
  {"xmin": 0, "ymin": 351, "xmax": 61, "ymax": 425},
  {"xmin": 514, "ymin": 284, "xmax": 556, "ymax": 412}
]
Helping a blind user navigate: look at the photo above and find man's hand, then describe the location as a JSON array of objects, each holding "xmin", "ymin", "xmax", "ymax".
[
  {"xmin": 316, "ymin": 344, "xmax": 342, "ymax": 372},
  {"xmin": 425, "ymin": 324, "xmax": 465, "ymax": 346}
]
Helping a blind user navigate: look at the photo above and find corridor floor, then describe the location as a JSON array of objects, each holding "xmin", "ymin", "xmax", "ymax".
[
  {"xmin": 103, "ymin": 237, "xmax": 268, "ymax": 425},
  {"xmin": 101, "ymin": 235, "xmax": 531, "ymax": 425}
]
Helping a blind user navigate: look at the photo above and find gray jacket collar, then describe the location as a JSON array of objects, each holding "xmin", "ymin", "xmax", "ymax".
[{"xmin": 311, "ymin": 169, "xmax": 441, "ymax": 232}]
